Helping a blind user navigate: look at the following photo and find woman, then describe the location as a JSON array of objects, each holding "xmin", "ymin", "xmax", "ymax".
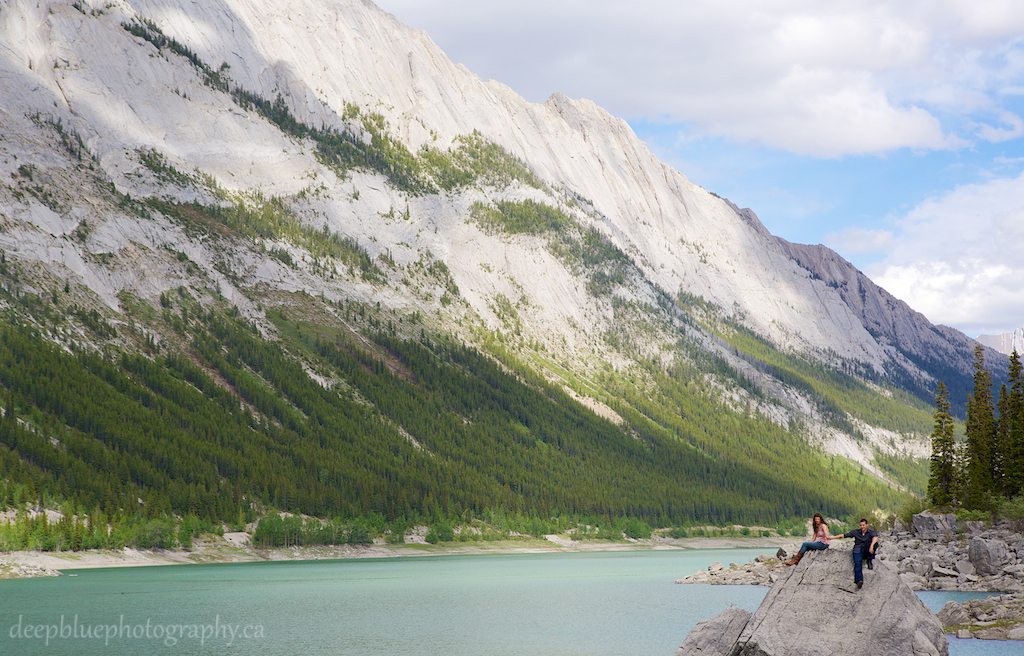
[{"xmin": 783, "ymin": 513, "xmax": 829, "ymax": 566}]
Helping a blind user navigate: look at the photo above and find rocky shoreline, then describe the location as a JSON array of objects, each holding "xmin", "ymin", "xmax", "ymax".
[
  {"xmin": 674, "ymin": 551, "xmax": 788, "ymax": 586},
  {"xmin": 676, "ymin": 511, "xmax": 1024, "ymax": 642},
  {"xmin": 677, "ymin": 512, "xmax": 1024, "ymax": 593},
  {"xmin": 891, "ymin": 511, "xmax": 1023, "ymax": 594},
  {"xmin": 937, "ymin": 593, "xmax": 1024, "ymax": 640},
  {"xmin": 0, "ymin": 557, "xmax": 61, "ymax": 579}
]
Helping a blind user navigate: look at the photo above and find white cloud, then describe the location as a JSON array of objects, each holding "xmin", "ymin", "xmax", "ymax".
[
  {"xmin": 375, "ymin": 0, "xmax": 1024, "ymax": 158},
  {"xmin": 825, "ymin": 227, "xmax": 894, "ymax": 255},
  {"xmin": 867, "ymin": 171, "xmax": 1024, "ymax": 335},
  {"xmin": 975, "ymin": 110, "xmax": 1024, "ymax": 142}
]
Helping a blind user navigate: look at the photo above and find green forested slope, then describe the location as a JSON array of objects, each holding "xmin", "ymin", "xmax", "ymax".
[
  {"xmin": 0, "ymin": 299, "xmax": 907, "ymax": 533},
  {"xmin": 718, "ymin": 324, "xmax": 935, "ymax": 435}
]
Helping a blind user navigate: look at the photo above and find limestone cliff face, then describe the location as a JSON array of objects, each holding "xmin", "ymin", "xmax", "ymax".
[{"xmin": 0, "ymin": 0, "xmax": 986, "ymax": 451}]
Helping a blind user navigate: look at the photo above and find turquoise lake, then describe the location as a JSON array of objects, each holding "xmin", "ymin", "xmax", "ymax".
[{"xmin": 0, "ymin": 549, "xmax": 1015, "ymax": 655}]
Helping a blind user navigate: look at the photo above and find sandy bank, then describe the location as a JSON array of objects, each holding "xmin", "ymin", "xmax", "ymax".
[{"xmin": 0, "ymin": 534, "xmax": 789, "ymax": 577}]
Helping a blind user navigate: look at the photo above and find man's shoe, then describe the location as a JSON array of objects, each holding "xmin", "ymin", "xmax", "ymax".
[{"xmin": 856, "ymin": 580, "xmax": 863, "ymax": 589}]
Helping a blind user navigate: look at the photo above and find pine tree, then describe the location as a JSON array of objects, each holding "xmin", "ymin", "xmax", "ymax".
[
  {"xmin": 965, "ymin": 345, "xmax": 997, "ymax": 509},
  {"xmin": 1006, "ymin": 350, "xmax": 1024, "ymax": 497},
  {"xmin": 996, "ymin": 383, "xmax": 1009, "ymax": 497},
  {"xmin": 953, "ymin": 440, "xmax": 969, "ymax": 505},
  {"xmin": 927, "ymin": 382, "xmax": 956, "ymax": 507}
]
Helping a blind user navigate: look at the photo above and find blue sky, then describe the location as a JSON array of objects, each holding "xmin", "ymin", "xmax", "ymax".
[{"xmin": 374, "ymin": 1, "xmax": 1024, "ymax": 337}]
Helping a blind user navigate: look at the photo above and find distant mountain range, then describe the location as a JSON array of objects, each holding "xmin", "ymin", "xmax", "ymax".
[{"xmin": 977, "ymin": 328, "xmax": 1024, "ymax": 357}]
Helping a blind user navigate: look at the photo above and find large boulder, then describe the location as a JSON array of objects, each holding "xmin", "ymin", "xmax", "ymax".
[
  {"xmin": 898, "ymin": 556, "xmax": 933, "ymax": 577},
  {"xmin": 676, "ymin": 546, "xmax": 947, "ymax": 656},
  {"xmin": 899, "ymin": 572, "xmax": 929, "ymax": 591},
  {"xmin": 969, "ymin": 537, "xmax": 1009, "ymax": 576},
  {"xmin": 674, "ymin": 607, "xmax": 751, "ymax": 656},
  {"xmin": 936, "ymin": 600, "xmax": 970, "ymax": 627},
  {"xmin": 912, "ymin": 511, "xmax": 957, "ymax": 541},
  {"xmin": 954, "ymin": 559, "xmax": 975, "ymax": 575}
]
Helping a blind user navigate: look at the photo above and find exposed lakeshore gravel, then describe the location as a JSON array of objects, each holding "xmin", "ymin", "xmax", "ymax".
[{"xmin": 0, "ymin": 533, "xmax": 791, "ymax": 578}]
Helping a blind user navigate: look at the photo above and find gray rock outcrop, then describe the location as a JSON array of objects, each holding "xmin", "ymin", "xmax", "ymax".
[
  {"xmin": 676, "ymin": 546, "xmax": 947, "ymax": 656},
  {"xmin": 954, "ymin": 559, "xmax": 975, "ymax": 575},
  {"xmin": 0, "ymin": 558, "xmax": 62, "ymax": 578},
  {"xmin": 912, "ymin": 511, "xmax": 957, "ymax": 541},
  {"xmin": 674, "ymin": 607, "xmax": 751, "ymax": 656},
  {"xmin": 936, "ymin": 592, "xmax": 1024, "ymax": 640},
  {"xmin": 675, "ymin": 556, "xmax": 784, "ymax": 586},
  {"xmin": 969, "ymin": 537, "xmax": 1009, "ymax": 576}
]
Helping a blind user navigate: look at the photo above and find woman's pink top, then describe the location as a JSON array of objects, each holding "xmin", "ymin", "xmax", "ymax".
[{"xmin": 814, "ymin": 527, "xmax": 830, "ymax": 545}]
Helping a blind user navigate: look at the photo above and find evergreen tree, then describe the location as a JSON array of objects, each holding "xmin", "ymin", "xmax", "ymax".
[
  {"xmin": 1005, "ymin": 350, "xmax": 1024, "ymax": 497},
  {"xmin": 996, "ymin": 383, "xmax": 1009, "ymax": 497},
  {"xmin": 953, "ymin": 440, "xmax": 969, "ymax": 505},
  {"xmin": 927, "ymin": 382, "xmax": 956, "ymax": 507},
  {"xmin": 965, "ymin": 345, "xmax": 996, "ymax": 509}
]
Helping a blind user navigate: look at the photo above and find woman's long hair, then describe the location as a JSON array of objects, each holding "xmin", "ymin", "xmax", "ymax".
[{"xmin": 812, "ymin": 513, "xmax": 827, "ymax": 537}]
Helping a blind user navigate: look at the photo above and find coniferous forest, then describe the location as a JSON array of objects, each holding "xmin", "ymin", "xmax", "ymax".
[{"xmin": 0, "ymin": 292, "xmax": 911, "ymax": 550}]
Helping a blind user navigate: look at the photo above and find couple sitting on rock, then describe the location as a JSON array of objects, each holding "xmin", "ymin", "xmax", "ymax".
[{"xmin": 784, "ymin": 514, "xmax": 879, "ymax": 589}]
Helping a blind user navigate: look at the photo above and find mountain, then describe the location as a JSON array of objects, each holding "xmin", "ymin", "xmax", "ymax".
[
  {"xmin": 977, "ymin": 327, "xmax": 1024, "ymax": 357},
  {"xmin": 0, "ymin": 0, "xmax": 995, "ymax": 529}
]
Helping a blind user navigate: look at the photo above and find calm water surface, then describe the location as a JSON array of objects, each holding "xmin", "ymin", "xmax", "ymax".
[{"xmin": 0, "ymin": 549, "xmax": 1015, "ymax": 655}]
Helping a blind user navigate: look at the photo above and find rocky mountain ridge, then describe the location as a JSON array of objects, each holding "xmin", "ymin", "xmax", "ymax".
[{"xmin": 0, "ymin": 0, "xmax": 993, "ymax": 490}]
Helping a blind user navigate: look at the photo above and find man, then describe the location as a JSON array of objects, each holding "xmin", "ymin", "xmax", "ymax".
[{"xmin": 832, "ymin": 519, "xmax": 878, "ymax": 589}]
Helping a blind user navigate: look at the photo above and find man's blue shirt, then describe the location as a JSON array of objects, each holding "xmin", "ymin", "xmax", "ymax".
[{"xmin": 841, "ymin": 528, "xmax": 877, "ymax": 553}]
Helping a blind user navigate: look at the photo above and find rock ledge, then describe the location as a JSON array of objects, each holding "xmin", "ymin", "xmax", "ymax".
[{"xmin": 676, "ymin": 545, "xmax": 947, "ymax": 656}]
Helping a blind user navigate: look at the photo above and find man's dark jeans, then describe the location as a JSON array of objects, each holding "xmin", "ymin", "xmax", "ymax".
[{"xmin": 853, "ymin": 549, "xmax": 866, "ymax": 583}]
